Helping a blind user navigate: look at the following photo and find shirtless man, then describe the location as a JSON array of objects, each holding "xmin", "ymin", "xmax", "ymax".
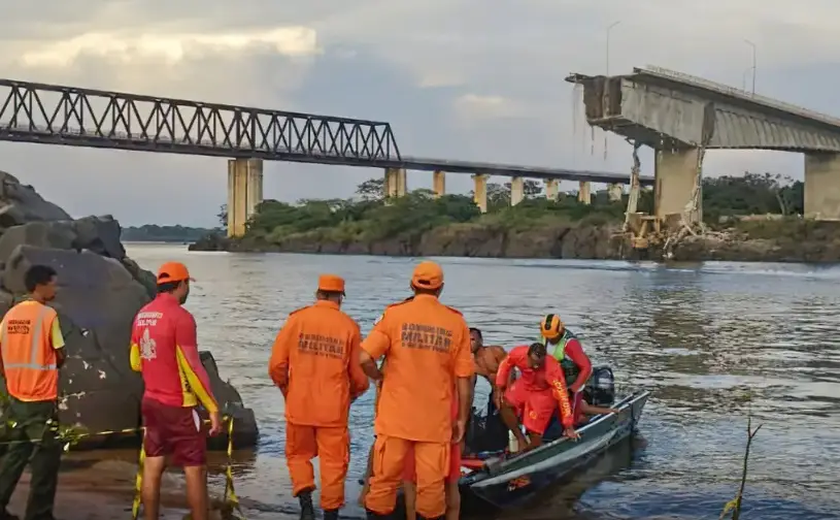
[{"xmin": 469, "ymin": 328, "xmax": 507, "ymax": 413}]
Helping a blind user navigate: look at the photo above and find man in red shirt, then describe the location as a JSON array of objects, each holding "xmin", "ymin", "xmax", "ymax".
[
  {"xmin": 494, "ymin": 343, "xmax": 579, "ymax": 452},
  {"xmin": 129, "ymin": 261, "xmax": 222, "ymax": 520}
]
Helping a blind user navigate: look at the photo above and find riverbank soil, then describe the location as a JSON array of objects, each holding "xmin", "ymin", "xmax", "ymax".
[{"xmin": 6, "ymin": 455, "xmax": 232, "ymax": 520}]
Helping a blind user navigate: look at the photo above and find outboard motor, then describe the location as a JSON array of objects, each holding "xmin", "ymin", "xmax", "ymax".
[{"xmin": 584, "ymin": 366, "xmax": 615, "ymax": 407}]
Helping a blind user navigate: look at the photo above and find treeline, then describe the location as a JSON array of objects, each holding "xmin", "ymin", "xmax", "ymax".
[
  {"xmin": 232, "ymin": 172, "xmax": 803, "ymax": 244},
  {"xmin": 122, "ymin": 225, "xmax": 215, "ymax": 242}
]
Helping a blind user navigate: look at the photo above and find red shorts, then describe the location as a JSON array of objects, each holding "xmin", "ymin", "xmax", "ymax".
[
  {"xmin": 504, "ymin": 380, "xmax": 557, "ymax": 436},
  {"xmin": 402, "ymin": 441, "xmax": 461, "ymax": 483},
  {"xmin": 141, "ymin": 398, "xmax": 207, "ymax": 467}
]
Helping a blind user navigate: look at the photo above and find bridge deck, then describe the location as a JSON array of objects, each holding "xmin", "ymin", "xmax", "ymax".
[{"xmin": 0, "ymin": 78, "xmax": 651, "ymax": 185}]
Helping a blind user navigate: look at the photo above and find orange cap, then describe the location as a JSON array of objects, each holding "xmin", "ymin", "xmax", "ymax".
[
  {"xmin": 411, "ymin": 261, "xmax": 444, "ymax": 290},
  {"xmin": 157, "ymin": 261, "xmax": 194, "ymax": 285},
  {"xmin": 318, "ymin": 274, "xmax": 346, "ymax": 294}
]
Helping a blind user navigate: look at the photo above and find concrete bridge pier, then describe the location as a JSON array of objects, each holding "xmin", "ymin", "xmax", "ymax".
[
  {"xmin": 804, "ymin": 153, "xmax": 840, "ymax": 220},
  {"xmin": 578, "ymin": 181, "xmax": 591, "ymax": 205},
  {"xmin": 227, "ymin": 158, "xmax": 263, "ymax": 238},
  {"xmin": 510, "ymin": 176, "xmax": 524, "ymax": 206},
  {"xmin": 545, "ymin": 179, "xmax": 559, "ymax": 201},
  {"xmin": 383, "ymin": 167, "xmax": 407, "ymax": 198},
  {"xmin": 654, "ymin": 148, "xmax": 701, "ymax": 223},
  {"xmin": 608, "ymin": 183, "xmax": 624, "ymax": 201},
  {"xmin": 432, "ymin": 170, "xmax": 446, "ymax": 198},
  {"xmin": 473, "ymin": 174, "xmax": 488, "ymax": 213}
]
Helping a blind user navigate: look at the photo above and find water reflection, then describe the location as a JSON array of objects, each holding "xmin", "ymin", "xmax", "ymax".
[{"xmin": 118, "ymin": 245, "xmax": 840, "ymax": 519}]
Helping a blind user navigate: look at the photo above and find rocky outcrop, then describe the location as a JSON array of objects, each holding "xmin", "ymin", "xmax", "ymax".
[
  {"xmin": 0, "ymin": 170, "xmax": 258, "ymax": 450},
  {"xmin": 191, "ymin": 222, "xmax": 628, "ymax": 259},
  {"xmin": 191, "ymin": 216, "xmax": 840, "ymax": 263}
]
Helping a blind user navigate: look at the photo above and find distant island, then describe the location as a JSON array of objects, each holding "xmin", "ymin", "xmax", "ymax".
[
  {"xmin": 189, "ymin": 174, "xmax": 840, "ymax": 263},
  {"xmin": 122, "ymin": 224, "xmax": 216, "ymax": 243}
]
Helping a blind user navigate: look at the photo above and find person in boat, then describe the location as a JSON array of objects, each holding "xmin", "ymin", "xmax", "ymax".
[
  {"xmin": 268, "ymin": 274, "xmax": 370, "ymax": 520},
  {"xmin": 359, "ymin": 261, "xmax": 474, "ymax": 520},
  {"xmin": 469, "ymin": 327, "xmax": 508, "ymax": 414},
  {"xmin": 494, "ymin": 342, "xmax": 579, "ymax": 452},
  {"xmin": 539, "ymin": 314, "xmax": 593, "ymax": 419}
]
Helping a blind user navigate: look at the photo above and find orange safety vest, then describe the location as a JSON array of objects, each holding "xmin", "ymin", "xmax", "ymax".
[{"xmin": 1, "ymin": 301, "xmax": 60, "ymax": 402}]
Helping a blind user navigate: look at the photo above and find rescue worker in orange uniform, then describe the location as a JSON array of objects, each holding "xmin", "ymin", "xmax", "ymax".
[
  {"xmin": 402, "ymin": 387, "xmax": 463, "ymax": 520},
  {"xmin": 0, "ymin": 265, "xmax": 66, "ymax": 520},
  {"xmin": 130, "ymin": 262, "xmax": 222, "ymax": 520},
  {"xmin": 268, "ymin": 275, "xmax": 370, "ymax": 520},
  {"xmin": 495, "ymin": 342, "xmax": 579, "ymax": 452},
  {"xmin": 360, "ymin": 261, "xmax": 474, "ymax": 520}
]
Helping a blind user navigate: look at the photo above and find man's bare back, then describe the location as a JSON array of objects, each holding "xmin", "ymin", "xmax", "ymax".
[{"xmin": 473, "ymin": 345, "xmax": 507, "ymax": 383}]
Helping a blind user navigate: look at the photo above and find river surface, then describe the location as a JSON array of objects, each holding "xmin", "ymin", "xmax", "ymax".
[{"xmin": 123, "ymin": 243, "xmax": 840, "ymax": 519}]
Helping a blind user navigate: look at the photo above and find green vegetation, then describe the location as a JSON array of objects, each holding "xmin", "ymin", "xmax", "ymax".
[
  {"xmin": 234, "ymin": 173, "xmax": 805, "ymax": 246},
  {"xmin": 122, "ymin": 225, "xmax": 215, "ymax": 242},
  {"xmin": 242, "ymin": 178, "xmax": 628, "ymax": 245}
]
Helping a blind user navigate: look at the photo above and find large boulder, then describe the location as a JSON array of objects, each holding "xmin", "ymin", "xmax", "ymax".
[
  {"xmin": 0, "ymin": 170, "xmax": 71, "ymax": 228},
  {"xmin": 0, "ymin": 173, "xmax": 258, "ymax": 450}
]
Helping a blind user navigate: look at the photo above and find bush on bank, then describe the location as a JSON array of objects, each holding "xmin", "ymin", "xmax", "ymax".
[{"xmin": 225, "ymin": 173, "xmax": 805, "ymax": 244}]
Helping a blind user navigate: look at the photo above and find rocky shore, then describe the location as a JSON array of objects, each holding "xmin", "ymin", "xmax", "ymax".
[
  {"xmin": 190, "ymin": 218, "xmax": 840, "ymax": 263},
  {"xmin": 0, "ymin": 170, "xmax": 258, "ymax": 450}
]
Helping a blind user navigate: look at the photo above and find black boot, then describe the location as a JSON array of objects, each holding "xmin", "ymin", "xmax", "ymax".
[
  {"xmin": 297, "ymin": 490, "xmax": 315, "ymax": 520},
  {"xmin": 323, "ymin": 509, "xmax": 339, "ymax": 520}
]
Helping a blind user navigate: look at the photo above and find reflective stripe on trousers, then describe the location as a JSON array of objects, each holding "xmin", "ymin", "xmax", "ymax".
[{"xmin": 0, "ymin": 305, "xmax": 57, "ymax": 371}]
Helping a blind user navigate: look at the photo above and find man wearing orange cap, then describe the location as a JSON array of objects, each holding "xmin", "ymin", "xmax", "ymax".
[
  {"xmin": 360, "ymin": 261, "xmax": 474, "ymax": 520},
  {"xmin": 129, "ymin": 261, "xmax": 222, "ymax": 520},
  {"xmin": 269, "ymin": 274, "xmax": 369, "ymax": 520}
]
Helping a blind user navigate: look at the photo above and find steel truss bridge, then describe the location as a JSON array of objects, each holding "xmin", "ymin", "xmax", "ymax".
[{"xmin": 0, "ymin": 79, "xmax": 652, "ymax": 185}]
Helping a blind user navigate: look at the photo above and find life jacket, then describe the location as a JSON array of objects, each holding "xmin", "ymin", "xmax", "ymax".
[
  {"xmin": 1, "ymin": 301, "xmax": 60, "ymax": 402},
  {"xmin": 539, "ymin": 329, "xmax": 581, "ymax": 385}
]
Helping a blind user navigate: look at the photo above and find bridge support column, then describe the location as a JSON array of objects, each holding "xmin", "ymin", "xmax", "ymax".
[
  {"xmin": 226, "ymin": 158, "xmax": 263, "ymax": 238},
  {"xmin": 510, "ymin": 176, "xmax": 524, "ymax": 206},
  {"xmin": 578, "ymin": 181, "xmax": 591, "ymax": 205},
  {"xmin": 654, "ymin": 148, "xmax": 701, "ymax": 223},
  {"xmin": 608, "ymin": 183, "xmax": 623, "ymax": 201},
  {"xmin": 472, "ymin": 174, "xmax": 488, "ymax": 213},
  {"xmin": 384, "ymin": 168, "xmax": 407, "ymax": 198},
  {"xmin": 545, "ymin": 179, "xmax": 559, "ymax": 201},
  {"xmin": 432, "ymin": 170, "xmax": 446, "ymax": 198},
  {"xmin": 804, "ymin": 153, "xmax": 840, "ymax": 220}
]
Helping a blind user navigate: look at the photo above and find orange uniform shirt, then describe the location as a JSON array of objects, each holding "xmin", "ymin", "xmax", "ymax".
[
  {"xmin": 496, "ymin": 345, "xmax": 574, "ymax": 429},
  {"xmin": 362, "ymin": 295, "xmax": 474, "ymax": 443},
  {"xmin": 129, "ymin": 294, "xmax": 219, "ymax": 413},
  {"xmin": 269, "ymin": 300, "xmax": 369, "ymax": 428}
]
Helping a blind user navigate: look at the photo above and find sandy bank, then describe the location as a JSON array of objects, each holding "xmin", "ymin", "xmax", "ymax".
[{"xmin": 7, "ymin": 452, "xmax": 238, "ymax": 520}]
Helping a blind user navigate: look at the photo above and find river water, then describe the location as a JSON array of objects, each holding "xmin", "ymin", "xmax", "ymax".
[{"xmin": 123, "ymin": 243, "xmax": 840, "ymax": 520}]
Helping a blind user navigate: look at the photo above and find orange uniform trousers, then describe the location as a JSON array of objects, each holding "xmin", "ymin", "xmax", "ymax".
[
  {"xmin": 365, "ymin": 435, "xmax": 450, "ymax": 518},
  {"xmin": 285, "ymin": 423, "xmax": 350, "ymax": 510}
]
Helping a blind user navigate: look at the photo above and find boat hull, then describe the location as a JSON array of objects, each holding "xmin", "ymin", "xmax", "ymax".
[{"xmin": 460, "ymin": 390, "xmax": 650, "ymax": 511}]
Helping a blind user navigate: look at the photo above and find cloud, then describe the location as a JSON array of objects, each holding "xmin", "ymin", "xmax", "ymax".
[
  {"xmin": 0, "ymin": 1, "xmax": 838, "ymax": 226},
  {"xmin": 17, "ymin": 27, "xmax": 320, "ymax": 69}
]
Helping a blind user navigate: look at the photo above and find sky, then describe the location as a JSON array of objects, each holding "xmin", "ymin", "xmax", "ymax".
[{"xmin": 1, "ymin": 0, "xmax": 839, "ymax": 227}]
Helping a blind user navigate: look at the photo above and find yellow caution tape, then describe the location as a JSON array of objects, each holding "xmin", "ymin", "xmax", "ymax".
[
  {"xmin": 131, "ymin": 429, "xmax": 146, "ymax": 520},
  {"xmin": 0, "ymin": 410, "xmax": 243, "ymax": 520},
  {"xmin": 221, "ymin": 418, "xmax": 246, "ymax": 520}
]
